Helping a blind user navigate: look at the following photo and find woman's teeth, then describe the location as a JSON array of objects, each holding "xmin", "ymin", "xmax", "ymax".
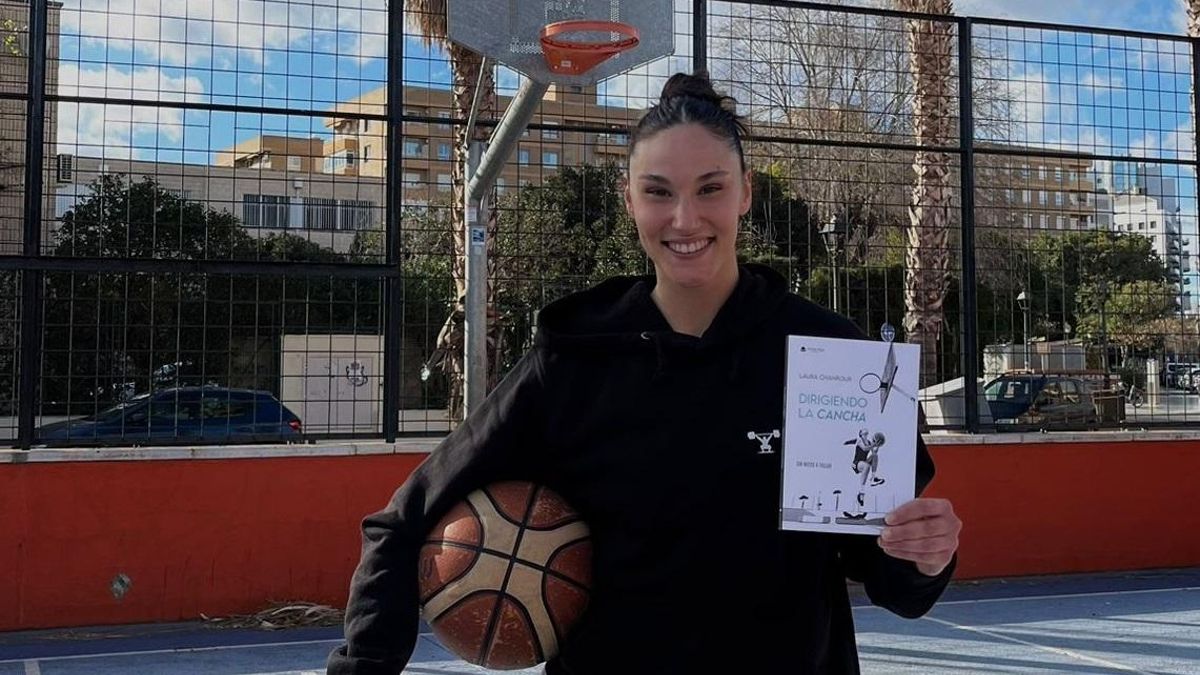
[{"xmin": 667, "ymin": 239, "xmax": 712, "ymax": 255}]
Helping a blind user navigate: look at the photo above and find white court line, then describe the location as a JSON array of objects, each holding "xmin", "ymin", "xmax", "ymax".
[
  {"xmin": 0, "ymin": 638, "xmax": 344, "ymax": 665},
  {"xmin": 921, "ymin": 615, "xmax": 1154, "ymax": 674},
  {"xmin": 855, "ymin": 584, "xmax": 1200, "ymax": 609},
  {"xmin": 23, "ymin": 661, "xmax": 40, "ymax": 675}
]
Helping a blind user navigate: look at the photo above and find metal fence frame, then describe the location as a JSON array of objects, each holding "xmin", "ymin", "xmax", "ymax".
[{"xmin": 8, "ymin": 0, "xmax": 1200, "ymax": 447}]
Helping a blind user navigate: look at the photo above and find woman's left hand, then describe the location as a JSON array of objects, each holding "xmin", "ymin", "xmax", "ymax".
[{"xmin": 879, "ymin": 498, "xmax": 961, "ymax": 576}]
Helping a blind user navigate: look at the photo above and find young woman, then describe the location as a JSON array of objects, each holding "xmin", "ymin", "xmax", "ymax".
[{"xmin": 328, "ymin": 71, "xmax": 961, "ymax": 675}]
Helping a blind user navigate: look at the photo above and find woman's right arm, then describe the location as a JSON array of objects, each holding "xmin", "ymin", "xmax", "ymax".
[{"xmin": 326, "ymin": 349, "xmax": 549, "ymax": 675}]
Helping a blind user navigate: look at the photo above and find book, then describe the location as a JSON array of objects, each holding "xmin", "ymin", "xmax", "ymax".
[{"xmin": 779, "ymin": 335, "xmax": 921, "ymax": 535}]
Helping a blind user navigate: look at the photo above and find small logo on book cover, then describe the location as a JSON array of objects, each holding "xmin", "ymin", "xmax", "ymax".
[{"xmin": 747, "ymin": 429, "xmax": 781, "ymax": 454}]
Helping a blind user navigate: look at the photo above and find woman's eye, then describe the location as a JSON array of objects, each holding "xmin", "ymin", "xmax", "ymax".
[
  {"xmin": 644, "ymin": 188, "xmax": 670, "ymax": 197},
  {"xmin": 700, "ymin": 184, "xmax": 723, "ymax": 195}
]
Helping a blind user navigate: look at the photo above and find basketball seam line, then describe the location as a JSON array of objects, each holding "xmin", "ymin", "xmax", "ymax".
[
  {"xmin": 481, "ymin": 487, "xmax": 529, "ymax": 529},
  {"xmin": 477, "ymin": 485, "xmax": 544, "ymax": 666},
  {"xmin": 426, "ymin": 538, "xmax": 591, "ymax": 593},
  {"xmin": 418, "ymin": 500, "xmax": 485, "ymax": 606}
]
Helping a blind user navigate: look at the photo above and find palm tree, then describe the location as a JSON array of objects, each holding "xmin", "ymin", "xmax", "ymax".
[
  {"xmin": 405, "ymin": 0, "xmax": 500, "ymax": 419},
  {"xmin": 896, "ymin": 0, "xmax": 955, "ymax": 386}
]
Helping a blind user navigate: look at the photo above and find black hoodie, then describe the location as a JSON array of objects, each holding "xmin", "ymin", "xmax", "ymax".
[{"xmin": 328, "ymin": 264, "xmax": 954, "ymax": 675}]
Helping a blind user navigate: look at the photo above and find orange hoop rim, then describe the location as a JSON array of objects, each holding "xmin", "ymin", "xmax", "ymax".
[{"xmin": 540, "ymin": 19, "xmax": 640, "ymax": 52}]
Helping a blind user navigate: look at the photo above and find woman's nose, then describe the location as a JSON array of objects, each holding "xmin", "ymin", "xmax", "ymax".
[{"xmin": 672, "ymin": 196, "xmax": 698, "ymax": 230}]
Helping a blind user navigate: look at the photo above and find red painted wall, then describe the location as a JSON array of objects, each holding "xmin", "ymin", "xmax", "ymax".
[
  {"xmin": 0, "ymin": 454, "xmax": 425, "ymax": 632},
  {"xmin": 924, "ymin": 440, "xmax": 1200, "ymax": 578},
  {"xmin": 1, "ymin": 440, "xmax": 1198, "ymax": 631}
]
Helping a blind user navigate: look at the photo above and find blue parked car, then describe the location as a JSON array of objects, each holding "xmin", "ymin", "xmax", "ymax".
[
  {"xmin": 37, "ymin": 387, "xmax": 302, "ymax": 446},
  {"xmin": 984, "ymin": 374, "xmax": 1099, "ymax": 430}
]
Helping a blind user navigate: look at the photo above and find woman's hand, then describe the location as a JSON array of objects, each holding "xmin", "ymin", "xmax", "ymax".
[{"xmin": 879, "ymin": 498, "xmax": 961, "ymax": 576}]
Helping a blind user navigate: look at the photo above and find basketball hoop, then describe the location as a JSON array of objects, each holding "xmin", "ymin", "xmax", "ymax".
[{"xmin": 540, "ymin": 20, "xmax": 641, "ymax": 77}]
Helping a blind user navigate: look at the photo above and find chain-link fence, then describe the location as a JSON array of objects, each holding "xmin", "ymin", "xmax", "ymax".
[{"xmin": 3, "ymin": 0, "xmax": 1199, "ymax": 446}]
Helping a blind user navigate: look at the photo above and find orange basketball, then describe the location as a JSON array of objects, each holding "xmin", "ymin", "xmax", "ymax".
[{"xmin": 418, "ymin": 481, "xmax": 592, "ymax": 669}]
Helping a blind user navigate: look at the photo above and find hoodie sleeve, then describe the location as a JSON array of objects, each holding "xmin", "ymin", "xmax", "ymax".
[
  {"xmin": 836, "ymin": 432, "xmax": 956, "ymax": 619},
  {"xmin": 326, "ymin": 349, "xmax": 549, "ymax": 675}
]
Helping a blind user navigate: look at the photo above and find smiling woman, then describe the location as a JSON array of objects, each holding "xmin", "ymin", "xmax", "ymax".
[{"xmin": 329, "ymin": 70, "xmax": 960, "ymax": 675}]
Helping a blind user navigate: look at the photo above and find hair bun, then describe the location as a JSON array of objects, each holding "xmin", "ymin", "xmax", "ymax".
[{"xmin": 659, "ymin": 70, "xmax": 734, "ymax": 112}]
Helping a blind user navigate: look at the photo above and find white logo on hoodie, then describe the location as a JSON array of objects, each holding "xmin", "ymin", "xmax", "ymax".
[{"xmin": 747, "ymin": 429, "xmax": 781, "ymax": 454}]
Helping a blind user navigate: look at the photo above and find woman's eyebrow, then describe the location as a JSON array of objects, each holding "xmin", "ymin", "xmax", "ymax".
[{"xmin": 638, "ymin": 170, "xmax": 730, "ymax": 183}]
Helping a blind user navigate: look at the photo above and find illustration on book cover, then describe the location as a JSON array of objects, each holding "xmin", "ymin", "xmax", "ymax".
[{"xmin": 780, "ymin": 329, "xmax": 920, "ymax": 535}]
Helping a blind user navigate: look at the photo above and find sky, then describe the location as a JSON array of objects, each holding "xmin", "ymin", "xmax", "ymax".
[{"xmin": 50, "ymin": 0, "xmax": 1199, "ymax": 159}]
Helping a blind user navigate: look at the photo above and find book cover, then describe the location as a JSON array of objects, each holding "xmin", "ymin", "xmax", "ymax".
[{"xmin": 779, "ymin": 334, "xmax": 921, "ymax": 535}]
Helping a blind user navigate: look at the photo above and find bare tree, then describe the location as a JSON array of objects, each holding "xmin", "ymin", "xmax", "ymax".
[{"xmin": 710, "ymin": 2, "xmax": 915, "ymax": 262}]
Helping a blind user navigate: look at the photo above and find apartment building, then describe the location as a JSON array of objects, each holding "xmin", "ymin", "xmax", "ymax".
[
  {"xmin": 319, "ymin": 83, "xmax": 639, "ymax": 205},
  {"xmin": 976, "ymin": 150, "xmax": 1111, "ymax": 234},
  {"xmin": 52, "ymin": 155, "xmax": 385, "ymax": 253},
  {"xmin": 51, "ymin": 84, "xmax": 643, "ymax": 253}
]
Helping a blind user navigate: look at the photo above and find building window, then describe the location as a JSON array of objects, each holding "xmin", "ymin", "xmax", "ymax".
[
  {"xmin": 437, "ymin": 111, "xmax": 452, "ymax": 130},
  {"xmin": 1038, "ymin": 191, "xmax": 1047, "ymax": 205},
  {"xmin": 1039, "ymin": 214, "xmax": 1047, "ymax": 229},
  {"xmin": 363, "ymin": 146, "xmax": 371, "ymax": 163},
  {"xmin": 1056, "ymin": 216, "xmax": 1064, "ymax": 229},
  {"xmin": 438, "ymin": 143, "xmax": 452, "ymax": 161},
  {"xmin": 242, "ymin": 194, "xmax": 291, "ymax": 229},
  {"xmin": 1151, "ymin": 220, "xmax": 1158, "ymax": 229},
  {"xmin": 403, "ymin": 140, "xmax": 425, "ymax": 157},
  {"xmin": 403, "ymin": 171, "xmax": 422, "ymax": 187},
  {"xmin": 1054, "ymin": 167, "xmax": 1063, "ymax": 181},
  {"xmin": 324, "ymin": 151, "xmax": 356, "ymax": 173},
  {"xmin": 1139, "ymin": 221, "xmax": 1146, "ymax": 230},
  {"xmin": 496, "ymin": 178, "xmax": 507, "ymax": 195},
  {"xmin": 338, "ymin": 199, "xmax": 374, "ymax": 230},
  {"xmin": 543, "ymin": 151, "xmax": 559, "ymax": 167},
  {"xmin": 360, "ymin": 119, "xmax": 370, "ymax": 133},
  {"xmin": 1038, "ymin": 165, "xmax": 1047, "ymax": 180},
  {"xmin": 518, "ymin": 149, "xmax": 531, "ymax": 165},
  {"xmin": 437, "ymin": 174, "xmax": 452, "ymax": 192},
  {"xmin": 288, "ymin": 156, "xmax": 302, "ymax": 171},
  {"xmin": 303, "ymin": 197, "xmax": 338, "ymax": 230},
  {"xmin": 543, "ymin": 121, "xmax": 560, "ymax": 140},
  {"xmin": 1054, "ymin": 192, "xmax": 1063, "ymax": 206},
  {"xmin": 56, "ymin": 154, "xmax": 73, "ymax": 183},
  {"xmin": 1022, "ymin": 189, "xmax": 1031, "ymax": 204}
]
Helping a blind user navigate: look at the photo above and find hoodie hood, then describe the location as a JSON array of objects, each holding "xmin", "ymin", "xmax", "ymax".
[{"xmin": 534, "ymin": 263, "xmax": 790, "ymax": 371}]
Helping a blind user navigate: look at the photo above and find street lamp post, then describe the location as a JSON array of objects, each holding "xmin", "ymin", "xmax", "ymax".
[
  {"xmin": 820, "ymin": 216, "xmax": 845, "ymax": 315},
  {"xmin": 1017, "ymin": 291, "xmax": 1030, "ymax": 371},
  {"xmin": 1098, "ymin": 279, "xmax": 1110, "ymax": 387}
]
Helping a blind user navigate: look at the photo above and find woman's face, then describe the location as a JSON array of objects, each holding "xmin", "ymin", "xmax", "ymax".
[{"xmin": 624, "ymin": 123, "xmax": 751, "ymax": 293}]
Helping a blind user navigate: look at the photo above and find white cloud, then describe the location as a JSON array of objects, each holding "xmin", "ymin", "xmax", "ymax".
[
  {"xmin": 60, "ymin": 0, "xmax": 387, "ymax": 66},
  {"xmin": 56, "ymin": 64, "xmax": 207, "ymax": 159},
  {"xmin": 1158, "ymin": 117, "xmax": 1196, "ymax": 160},
  {"xmin": 1079, "ymin": 72, "xmax": 1123, "ymax": 92},
  {"xmin": 956, "ymin": 0, "xmax": 1184, "ymax": 34}
]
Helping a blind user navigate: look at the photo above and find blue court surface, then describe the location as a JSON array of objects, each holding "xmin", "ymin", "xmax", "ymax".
[{"xmin": 1, "ymin": 568, "xmax": 1196, "ymax": 674}]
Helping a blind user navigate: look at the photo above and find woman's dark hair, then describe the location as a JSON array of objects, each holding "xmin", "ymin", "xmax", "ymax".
[{"xmin": 629, "ymin": 70, "xmax": 749, "ymax": 170}]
